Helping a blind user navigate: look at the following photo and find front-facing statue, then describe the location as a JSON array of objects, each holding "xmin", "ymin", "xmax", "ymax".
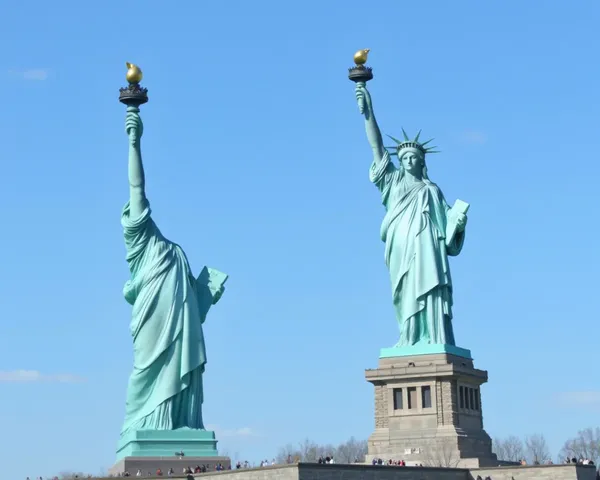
[
  {"xmin": 355, "ymin": 58, "xmax": 496, "ymax": 468},
  {"xmin": 113, "ymin": 66, "xmax": 228, "ymax": 465},
  {"xmin": 355, "ymin": 81, "xmax": 468, "ymax": 349}
]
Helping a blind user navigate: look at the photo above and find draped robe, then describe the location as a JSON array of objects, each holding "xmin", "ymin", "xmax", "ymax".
[
  {"xmin": 120, "ymin": 201, "xmax": 226, "ymax": 435},
  {"xmin": 370, "ymin": 151, "xmax": 465, "ymax": 347}
]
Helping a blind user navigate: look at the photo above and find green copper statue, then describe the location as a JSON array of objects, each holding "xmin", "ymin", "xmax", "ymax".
[
  {"xmin": 119, "ymin": 103, "xmax": 227, "ymax": 436},
  {"xmin": 355, "ymin": 81, "xmax": 468, "ymax": 349}
]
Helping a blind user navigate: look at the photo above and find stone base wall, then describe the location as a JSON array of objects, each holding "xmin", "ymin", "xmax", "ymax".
[
  {"xmin": 470, "ymin": 464, "xmax": 597, "ymax": 480},
  {"xmin": 296, "ymin": 464, "xmax": 465, "ymax": 480},
  {"xmin": 108, "ymin": 455, "xmax": 231, "ymax": 477},
  {"xmin": 366, "ymin": 429, "xmax": 497, "ymax": 467},
  {"xmin": 89, "ymin": 462, "xmax": 597, "ymax": 480}
]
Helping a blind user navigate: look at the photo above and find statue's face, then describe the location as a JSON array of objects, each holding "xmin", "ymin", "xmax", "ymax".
[{"xmin": 400, "ymin": 150, "xmax": 424, "ymax": 176}]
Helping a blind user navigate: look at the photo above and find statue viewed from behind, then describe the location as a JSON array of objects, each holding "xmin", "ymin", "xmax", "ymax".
[
  {"xmin": 119, "ymin": 104, "xmax": 227, "ymax": 436},
  {"xmin": 355, "ymin": 82, "xmax": 468, "ymax": 349}
]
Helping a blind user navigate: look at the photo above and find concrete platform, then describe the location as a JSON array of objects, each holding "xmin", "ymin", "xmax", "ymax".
[{"xmin": 100, "ymin": 462, "xmax": 597, "ymax": 480}]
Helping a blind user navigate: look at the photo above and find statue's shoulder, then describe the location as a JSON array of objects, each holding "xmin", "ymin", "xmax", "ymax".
[
  {"xmin": 424, "ymin": 181, "xmax": 443, "ymax": 194},
  {"xmin": 122, "ymin": 201, "xmax": 152, "ymax": 228},
  {"xmin": 420, "ymin": 181, "xmax": 446, "ymax": 203}
]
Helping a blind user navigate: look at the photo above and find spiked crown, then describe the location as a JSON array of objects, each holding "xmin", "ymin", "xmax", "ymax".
[{"xmin": 385, "ymin": 129, "xmax": 439, "ymax": 157}]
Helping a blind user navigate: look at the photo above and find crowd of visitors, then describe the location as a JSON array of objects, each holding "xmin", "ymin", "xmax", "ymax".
[
  {"xmin": 565, "ymin": 456, "xmax": 596, "ymax": 466},
  {"xmin": 233, "ymin": 459, "xmax": 275, "ymax": 469},
  {"xmin": 117, "ymin": 463, "xmax": 230, "ymax": 477},
  {"xmin": 371, "ymin": 457, "xmax": 422, "ymax": 466},
  {"xmin": 26, "ymin": 477, "xmax": 68, "ymax": 480},
  {"xmin": 317, "ymin": 455, "xmax": 335, "ymax": 464},
  {"xmin": 513, "ymin": 456, "xmax": 597, "ymax": 467}
]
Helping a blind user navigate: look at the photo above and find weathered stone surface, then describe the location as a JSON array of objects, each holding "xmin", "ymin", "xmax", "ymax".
[
  {"xmin": 436, "ymin": 381, "xmax": 444, "ymax": 425},
  {"xmin": 374, "ymin": 383, "xmax": 388, "ymax": 428},
  {"xmin": 440, "ymin": 379, "xmax": 458, "ymax": 426}
]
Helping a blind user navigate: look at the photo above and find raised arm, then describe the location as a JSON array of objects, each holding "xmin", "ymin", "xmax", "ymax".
[
  {"xmin": 355, "ymin": 82, "xmax": 386, "ymax": 161},
  {"xmin": 125, "ymin": 106, "xmax": 147, "ymax": 218}
]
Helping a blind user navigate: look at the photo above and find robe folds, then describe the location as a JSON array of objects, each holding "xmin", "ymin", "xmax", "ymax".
[
  {"xmin": 120, "ymin": 202, "xmax": 226, "ymax": 435},
  {"xmin": 370, "ymin": 151, "xmax": 465, "ymax": 347}
]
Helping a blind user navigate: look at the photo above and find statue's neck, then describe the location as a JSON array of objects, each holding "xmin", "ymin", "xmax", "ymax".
[{"xmin": 403, "ymin": 171, "xmax": 423, "ymax": 184}]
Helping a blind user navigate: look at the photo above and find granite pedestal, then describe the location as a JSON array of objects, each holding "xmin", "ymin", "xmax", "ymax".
[
  {"xmin": 365, "ymin": 345, "xmax": 497, "ymax": 468},
  {"xmin": 109, "ymin": 428, "xmax": 230, "ymax": 476}
]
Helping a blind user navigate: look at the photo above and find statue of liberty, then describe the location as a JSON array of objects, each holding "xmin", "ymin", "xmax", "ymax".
[
  {"xmin": 118, "ymin": 105, "xmax": 228, "ymax": 439},
  {"xmin": 355, "ymin": 82, "xmax": 468, "ymax": 349}
]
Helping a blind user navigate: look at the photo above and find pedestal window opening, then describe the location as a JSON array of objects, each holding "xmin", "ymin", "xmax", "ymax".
[
  {"xmin": 421, "ymin": 385, "xmax": 432, "ymax": 408},
  {"xmin": 393, "ymin": 388, "xmax": 403, "ymax": 410}
]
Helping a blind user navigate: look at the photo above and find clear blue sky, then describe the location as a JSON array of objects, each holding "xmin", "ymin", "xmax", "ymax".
[{"xmin": 1, "ymin": 0, "xmax": 599, "ymax": 477}]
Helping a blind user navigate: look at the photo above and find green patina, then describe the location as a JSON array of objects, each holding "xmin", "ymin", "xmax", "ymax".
[
  {"xmin": 355, "ymin": 82, "xmax": 470, "ymax": 354},
  {"xmin": 116, "ymin": 106, "xmax": 226, "ymax": 460}
]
